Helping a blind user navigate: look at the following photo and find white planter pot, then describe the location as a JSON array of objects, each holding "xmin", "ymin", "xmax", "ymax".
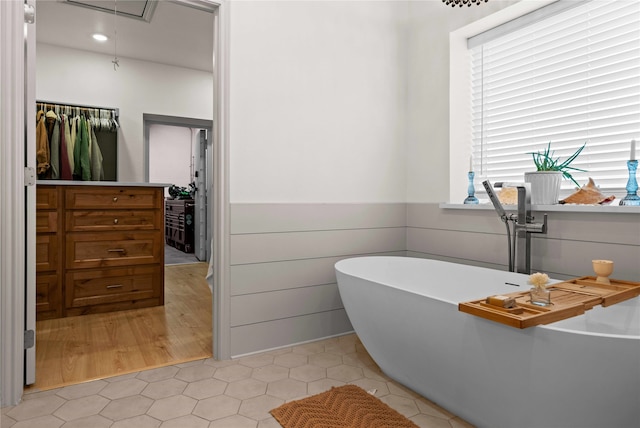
[{"xmin": 524, "ymin": 171, "xmax": 562, "ymax": 205}]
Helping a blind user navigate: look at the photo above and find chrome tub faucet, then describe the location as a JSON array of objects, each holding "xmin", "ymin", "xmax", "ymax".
[{"xmin": 482, "ymin": 180, "xmax": 547, "ymax": 274}]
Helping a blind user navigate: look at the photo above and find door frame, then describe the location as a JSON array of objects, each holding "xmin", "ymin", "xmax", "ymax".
[
  {"xmin": 0, "ymin": 0, "xmax": 33, "ymax": 406},
  {"xmin": 142, "ymin": 114, "xmax": 212, "ymax": 182},
  {"xmin": 141, "ymin": 1, "xmax": 232, "ymax": 363},
  {"xmin": 143, "ymin": 115, "xmax": 212, "ymax": 261},
  {"xmin": 211, "ymin": 0, "xmax": 231, "ymax": 361},
  {"xmin": 24, "ymin": 0, "xmax": 37, "ymax": 387},
  {"xmin": 0, "ymin": 0, "xmax": 231, "ymax": 406}
]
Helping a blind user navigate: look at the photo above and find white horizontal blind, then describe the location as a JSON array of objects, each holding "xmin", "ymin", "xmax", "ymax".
[{"xmin": 470, "ymin": 0, "xmax": 640, "ymax": 194}]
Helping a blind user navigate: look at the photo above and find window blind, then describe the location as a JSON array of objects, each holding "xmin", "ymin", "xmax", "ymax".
[{"xmin": 470, "ymin": 0, "xmax": 640, "ymax": 193}]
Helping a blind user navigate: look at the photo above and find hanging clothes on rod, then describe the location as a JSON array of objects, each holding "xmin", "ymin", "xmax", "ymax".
[
  {"xmin": 36, "ymin": 101, "xmax": 119, "ymax": 131},
  {"xmin": 36, "ymin": 101, "xmax": 118, "ymax": 181}
]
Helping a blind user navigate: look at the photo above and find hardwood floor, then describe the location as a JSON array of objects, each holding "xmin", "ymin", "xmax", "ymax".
[{"xmin": 29, "ymin": 263, "xmax": 212, "ymax": 391}]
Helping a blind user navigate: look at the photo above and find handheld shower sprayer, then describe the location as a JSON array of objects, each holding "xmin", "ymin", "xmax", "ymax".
[
  {"xmin": 483, "ymin": 180, "xmax": 515, "ymax": 271},
  {"xmin": 482, "ymin": 180, "xmax": 507, "ymax": 221}
]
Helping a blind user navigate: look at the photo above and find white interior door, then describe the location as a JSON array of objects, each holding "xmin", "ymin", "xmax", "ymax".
[
  {"xmin": 194, "ymin": 129, "xmax": 208, "ymax": 261},
  {"xmin": 24, "ymin": 0, "xmax": 37, "ymax": 386}
]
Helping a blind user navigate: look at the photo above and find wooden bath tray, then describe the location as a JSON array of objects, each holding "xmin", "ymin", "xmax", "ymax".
[{"xmin": 458, "ymin": 276, "xmax": 640, "ymax": 329}]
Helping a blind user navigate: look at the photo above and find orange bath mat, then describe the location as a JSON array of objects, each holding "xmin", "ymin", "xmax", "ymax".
[{"xmin": 270, "ymin": 384, "xmax": 419, "ymax": 428}]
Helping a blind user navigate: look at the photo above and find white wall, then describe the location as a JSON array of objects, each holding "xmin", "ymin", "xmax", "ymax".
[
  {"xmin": 35, "ymin": 44, "xmax": 213, "ymax": 182},
  {"xmin": 148, "ymin": 124, "xmax": 193, "ymax": 196},
  {"xmin": 227, "ymin": 0, "xmax": 519, "ymax": 203},
  {"xmin": 229, "ymin": 1, "xmax": 408, "ymax": 203},
  {"xmin": 405, "ymin": 0, "xmax": 519, "ymax": 202},
  {"xmin": 37, "ymin": 1, "xmax": 518, "ymax": 201}
]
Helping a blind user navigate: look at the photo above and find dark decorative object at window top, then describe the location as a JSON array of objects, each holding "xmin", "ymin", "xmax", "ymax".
[{"xmin": 443, "ymin": 0, "xmax": 488, "ymax": 7}]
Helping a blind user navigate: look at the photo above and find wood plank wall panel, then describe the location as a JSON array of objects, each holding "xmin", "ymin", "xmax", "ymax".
[
  {"xmin": 231, "ymin": 284, "xmax": 343, "ymax": 326},
  {"xmin": 231, "ymin": 310, "xmax": 353, "ymax": 357},
  {"xmin": 230, "ymin": 253, "xmax": 404, "ymax": 296},
  {"xmin": 229, "ymin": 202, "xmax": 637, "ymax": 357},
  {"xmin": 231, "ymin": 203, "xmax": 407, "ymax": 233},
  {"xmin": 538, "ymin": 211, "xmax": 640, "ymax": 245},
  {"xmin": 405, "ymin": 251, "xmax": 504, "ymax": 271},
  {"xmin": 231, "ymin": 228, "xmax": 406, "ymax": 265},
  {"xmin": 407, "ymin": 203, "xmax": 640, "ymax": 281},
  {"xmin": 407, "ymin": 228, "xmax": 507, "ymax": 266},
  {"xmin": 231, "ymin": 258, "xmax": 338, "ymax": 296},
  {"xmin": 229, "ymin": 203, "xmax": 407, "ymax": 357},
  {"xmin": 408, "ymin": 203, "xmax": 505, "ymax": 234}
]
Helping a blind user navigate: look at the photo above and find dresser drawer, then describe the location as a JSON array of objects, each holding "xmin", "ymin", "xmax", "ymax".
[
  {"xmin": 66, "ymin": 187, "xmax": 161, "ymax": 210},
  {"xmin": 36, "ymin": 273, "xmax": 62, "ymax": 320},
  {"xmin": 35, "ymin": 184, "xmax": 165, "ymax": 318},
  {"xmin": 36, "ymin": 211, "xmax": 58, "ymax": 233},
  {"xmin": 165, "ymin": 199, "xmax": 194, "ymax": 214},
  {"xmin": 66, "ymin": 210, "xmax": 160, "ymax": 232},
  {"xmin": 36, "ymin": 234, "xmax": 58, "ymax": 272},
  {"xmin": 66, "ymin": 231, "xmax": 162, "ymax": 269},
  {"xmin": 65, "ymin": 265, "xmax": 162, "ymax": 309},
  {"xmin": 36, "ymin": 186, "xmax": 58, "ymax": 209}
]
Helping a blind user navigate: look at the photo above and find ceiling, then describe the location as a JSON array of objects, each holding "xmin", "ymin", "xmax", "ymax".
[
  {"xmin": 36, "ymin": 0, "xmax": 215, "ymax": 73},
  {"xmin": 63, "ymin": 0, "xmax": 158, "ymax": 21}
]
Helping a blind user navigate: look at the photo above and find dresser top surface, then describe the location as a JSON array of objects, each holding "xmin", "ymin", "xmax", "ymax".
[{"xmin": 37, "ymin": 181, "xmax": 170, "ymax": 188}]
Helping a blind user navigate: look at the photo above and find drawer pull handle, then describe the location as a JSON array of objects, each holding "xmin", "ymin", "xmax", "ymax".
[
  {"xmin": 107, "ymin": 248, "xmax": 126, "ymax": 253},
  {"xmin": 113, "ymin": 197, "xmax": 118, "ymax": 202},
  {"xmin": 106, "ymin": 284, "xmax": 123, "ymax": 289},
  {"xmin": 113, "ymin": 218, "xmax": 119, "ymax": 224}
]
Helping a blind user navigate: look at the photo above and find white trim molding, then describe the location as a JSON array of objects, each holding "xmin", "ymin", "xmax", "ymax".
[
  {"xmin": 24, "ymin": 0, "xmax": 37, "ymax": 387},
  {"xmin": 211, "ymin": 0, "xmax": 232, "ymax": 360},
  {"xmin": 1, "ymin": 0, "xmax": 27, "ymax": 407}
]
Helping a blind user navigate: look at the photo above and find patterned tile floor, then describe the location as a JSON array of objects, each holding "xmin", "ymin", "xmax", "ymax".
[{"xmin": 2, "ymin": 334, "xmax": 474, "ymax": 428}]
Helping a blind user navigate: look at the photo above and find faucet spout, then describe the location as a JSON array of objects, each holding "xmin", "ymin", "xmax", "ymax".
[{"xmin": 517, "ymin": 214, "xmax": 547, "ymax": 234}]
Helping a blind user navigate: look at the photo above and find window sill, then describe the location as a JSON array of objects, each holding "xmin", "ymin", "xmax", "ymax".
[{"xmin": 439, "ymin": 201, "xmax": 640, "ymax": 214}]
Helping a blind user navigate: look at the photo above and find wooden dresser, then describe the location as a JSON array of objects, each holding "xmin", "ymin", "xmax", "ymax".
[
  {"xmin": 35, "ymin": 186, "xmax": 62, "ymax": 319},
  {"xmin": 36, "ymin": 184, "xmax": 165, "ymax": 319}
]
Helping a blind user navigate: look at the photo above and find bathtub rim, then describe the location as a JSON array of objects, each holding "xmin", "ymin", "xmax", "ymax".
[{"xmin": 335, "ymin": 255, "xmax": 640, "ymax": 340}]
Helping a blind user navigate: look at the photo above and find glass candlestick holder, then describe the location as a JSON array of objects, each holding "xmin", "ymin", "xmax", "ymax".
[
  {"xmin": 620, "ymin": 160, "xmax": 640, "ymax": 206},
  {"xmin": 463, "ymin": 171, "xmax": 479, "ymax": 204}
]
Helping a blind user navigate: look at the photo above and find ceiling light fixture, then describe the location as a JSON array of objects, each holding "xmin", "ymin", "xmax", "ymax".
[
  {"xmin": 92, "ymin": 33, "xmax": 108, "ymax": 42},
  {"xmin": 442, "ymin": 0, "xmax": 489, "ymax": 7}
]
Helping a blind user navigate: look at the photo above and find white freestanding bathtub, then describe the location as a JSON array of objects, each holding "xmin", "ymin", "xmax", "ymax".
[{"xmin": 335, "ymin": 256, "xmax": 640, "ymax": 428}]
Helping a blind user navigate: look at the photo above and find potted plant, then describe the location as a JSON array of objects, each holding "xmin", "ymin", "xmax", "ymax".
[{"xmin": 525, "ymin": 142, "xmax": 586, "ymax": 204}]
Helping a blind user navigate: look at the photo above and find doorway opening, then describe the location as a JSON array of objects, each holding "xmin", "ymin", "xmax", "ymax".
[
  {"xmin": 27, "ymin": 116, "xmax": 216, "ymax": 391},
  {"xmin": 31, "ymin": 261, "xmax": 213, "ymax": 390},
  {"xmin": 7, "ymin": 0, "xmax": 228, "ymax": 403},
  {"xmin": 144, "ymin": 114, "xmax": 213, "ymax": 266},
  {"xmin": 27, "ymin": 0, "xmax": 220, "ymax": 392}
]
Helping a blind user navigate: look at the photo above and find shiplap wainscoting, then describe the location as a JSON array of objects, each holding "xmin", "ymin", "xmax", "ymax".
[
  {"xmin": 229, "ymin": 203, "xmax": 407, "ymax": 356},
  {"xmin": 407, "ymin": 203, "xmax": 640, "ymax": 281},
  {"xmin": 227, "ymin": 203, "xmax": 638, "ymax": 357}
]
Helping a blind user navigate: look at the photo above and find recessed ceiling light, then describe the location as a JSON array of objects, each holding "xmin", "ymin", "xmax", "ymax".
[{"xmin": 92, "ymin": 33, "xmax": 108, "ymax": 42}]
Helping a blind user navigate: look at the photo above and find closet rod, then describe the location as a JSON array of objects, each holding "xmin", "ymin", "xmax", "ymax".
[{"xmin": 36, "ymin": 100, "xmax": 119, "ymax": 117}]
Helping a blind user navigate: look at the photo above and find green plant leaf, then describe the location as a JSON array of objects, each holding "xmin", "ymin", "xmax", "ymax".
[{"xmin": 526, "ymin": 142, "xmax": 587, "ymax": 187}]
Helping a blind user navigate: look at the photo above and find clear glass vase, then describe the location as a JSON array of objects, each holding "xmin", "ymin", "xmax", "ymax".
[{"xmin": 530, "ymin": 286, "xmax": 551, "ymax": 307}]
